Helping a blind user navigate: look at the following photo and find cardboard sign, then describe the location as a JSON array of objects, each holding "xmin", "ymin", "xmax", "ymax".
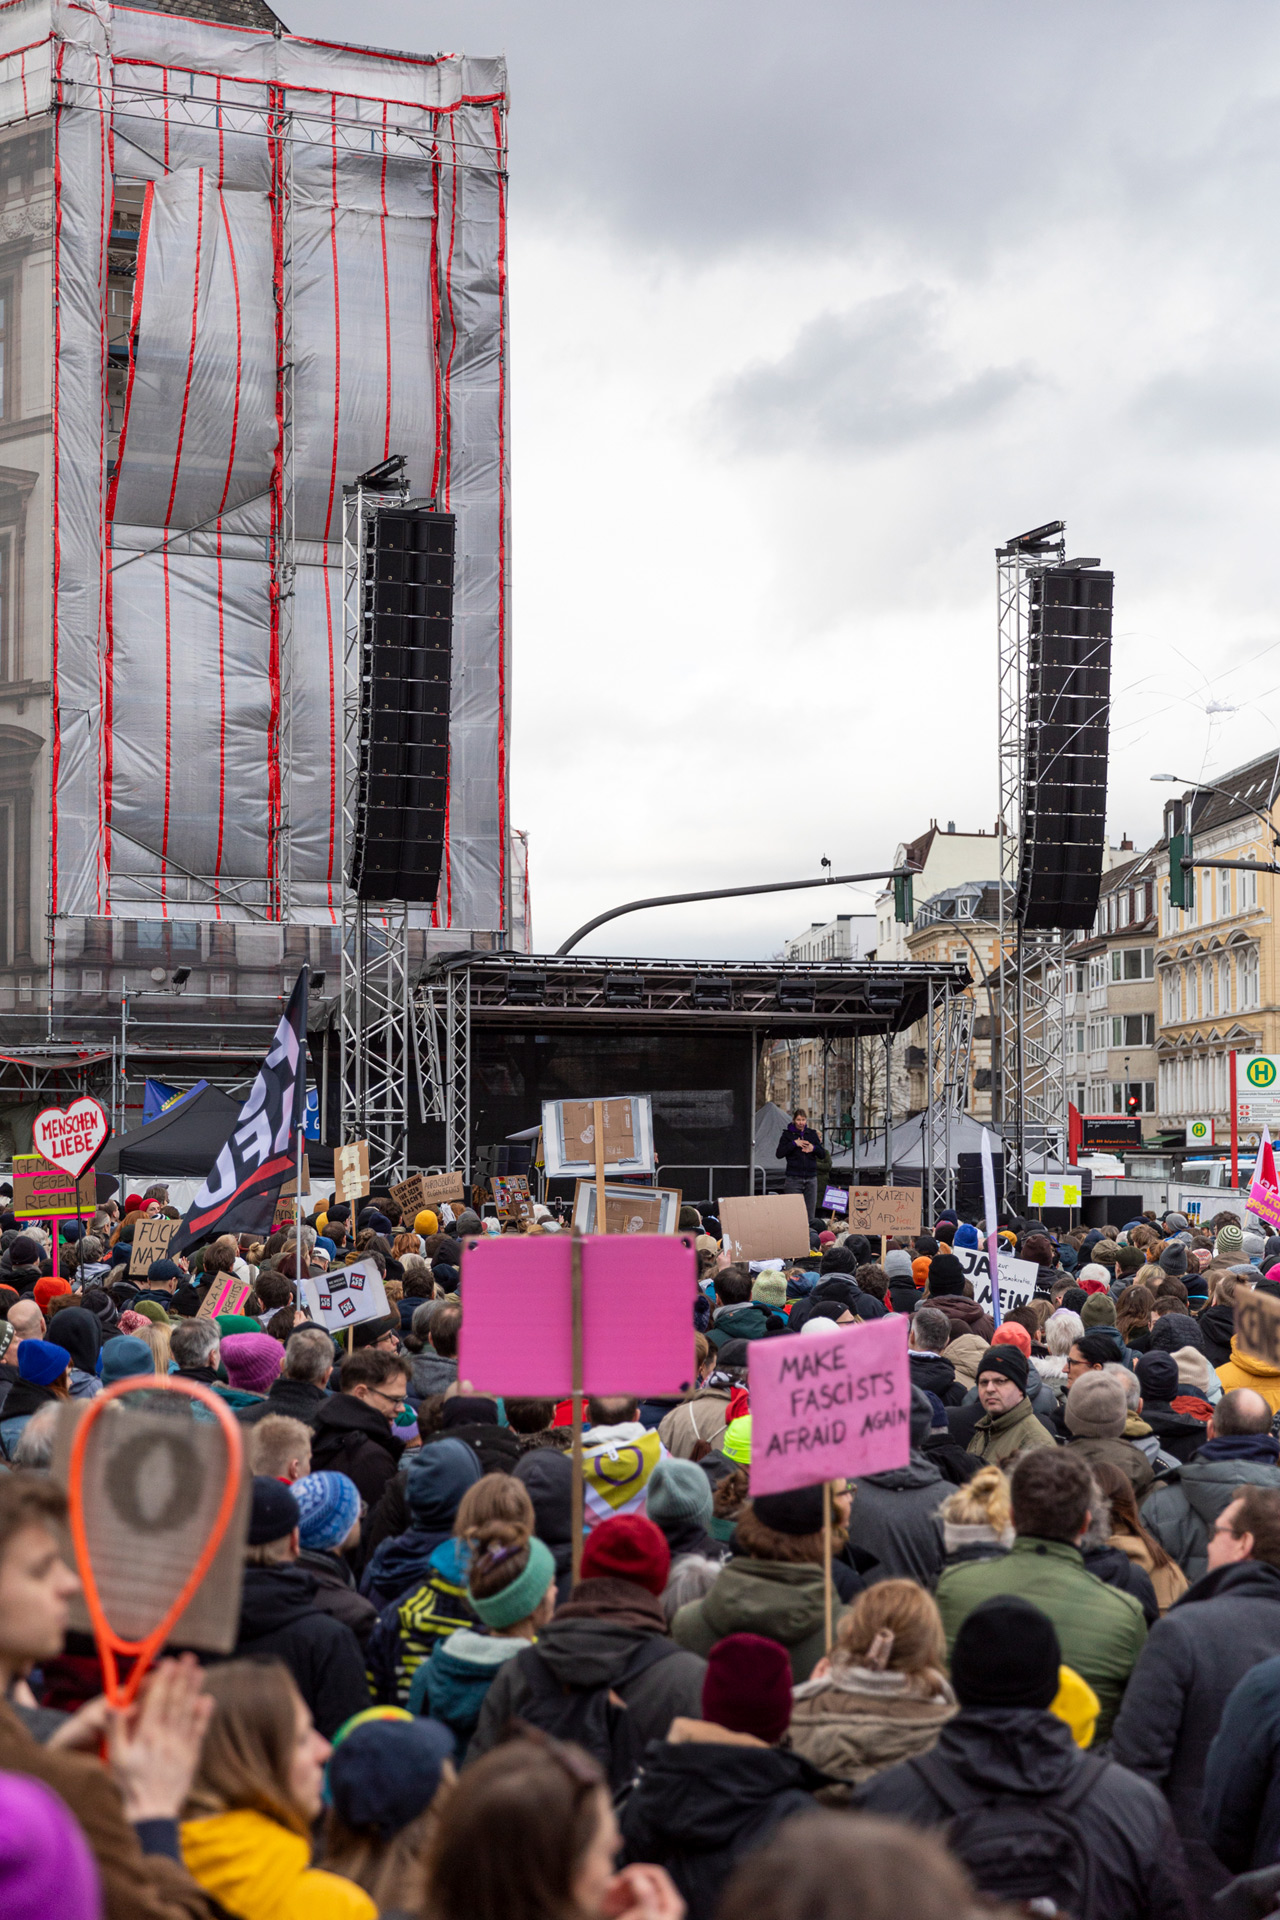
[
  {"xmin": 196, "ymin": 1275, "xmax": 252, "ymax": 1321},
  {"xmin": 301, "ymin": 1255, "xmax": 390, "ymax": 1333},
  {"xmin": 719, "ymin": 1193, "xmax": 812, "ymax": 1263},
  {"xmin": 845, "ymin": 1187, "xmax": 920, "ymax": 1237},
  {"xmin": 541, "ymin": 1095, "xmax": 655, "ymax": 1177},
  {"xmin": 822, "ymin": 1185, "xmax": 848, "ymax": 1215},
  {"xmin": 13, "ymin": 1154, "xmax": 96, "ymax": 1220},
  {"xmin": 457, "ymin": 1234, "xmax": 698, "ymax": 1398},
  {"xmin": 416, "ymin": 1171, "xmax": 466, "ymax": 1207},
  {"xmin": 748, "ymin": 1316, "xmax": 911, "ymax": 1496},
  {"xmin": 280, "ymin": 1156, "xmax": 310, "ymax": 1197},
  {"xmin": 1028, "ymin": 1175, "xmax": 1083, "ymax": 1209},
  {"xmin": 32, "ymin": 1097, "xmax": 110, "ymax": 1179},
  {"xmin": 1237, "ymin": 1289, "xmax": 1280, "ymax": 1369},
  {"xmin": 953, "ymin": 1244, "xmax": 1039, "ymax": 1313},
  {"xmin": 389, "ymin": 1173, "xmax": 428, "ymax": 1218},
  {"xmin": 572, "ymin": 1180, "xmax": 682, "ymax": 1235},
  {"xmin": 129, "ymin": 1214, "xmax": 178, "ymax": 1276},
  {"xmin": 273, "ymin": 1198, "xmax": 297, "ymax": 1226},
  {"xmin": 332, "ymin": 1140, "xmax": 371, "ymax": 1204},
  {"xmin": 490, "ymin": 1174, "xmax": 531, "ymax": 1219}
]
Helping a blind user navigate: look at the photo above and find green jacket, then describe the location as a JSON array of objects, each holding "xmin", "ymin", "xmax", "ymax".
[
  {"xmin": 965, "ymin": 1393, "xmax": 1056, "ymax": 1466},
  {"xmin": 671, "ymin": 1558, "xmax": 847, "ymax": 1681},
  {"xmin": 707, "ymin": 1305, "xmax": 770, "ymax": 1351},
  {"xmin": 935, "ymin": 1535, "xmax": 1147, "ymax": 1739}
]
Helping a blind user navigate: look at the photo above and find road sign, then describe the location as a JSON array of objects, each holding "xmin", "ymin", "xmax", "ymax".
[
  {"xmin": 1236, "ymin": 1055, "xmax": 1280, "ymax": 1130},
  {"xmin": 1185, "ymin": 1118, "xmax": 1216, "ymax": 1146}
]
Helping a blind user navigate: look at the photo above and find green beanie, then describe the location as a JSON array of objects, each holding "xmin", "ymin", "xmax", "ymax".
[{"xmin": 469, "ymin": 1534, "xmax": 556, "ymax": 1630}]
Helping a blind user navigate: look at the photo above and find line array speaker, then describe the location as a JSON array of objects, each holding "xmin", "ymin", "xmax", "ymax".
[
  {"xmin": 1016, "ymin": 566, "xmax": 1113, "ymax": 932},
  {"xmin": 350, "ymin": 506, "xmax": 455, "ymax": 902}
]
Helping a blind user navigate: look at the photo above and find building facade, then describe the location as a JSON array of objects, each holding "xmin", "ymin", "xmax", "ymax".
[
  {"xmin": 874, "ymin": 821, "xmax": 1002, "ymax": 961},
  {"xmin": 1067, "ymin": 848, "xmax": 1159, "ymax": 1133},
  {"xmin": 784, "ymin": 913, "xmax": 876, "ymax": 963},
  {"xmin": 901, "ymin": 882, "xmax": 1000, "ymax": 1121}
]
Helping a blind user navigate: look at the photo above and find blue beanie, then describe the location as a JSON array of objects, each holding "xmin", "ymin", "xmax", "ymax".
[
  {"xmin": 17, "ymin": 1339, "xmax": 71, "ymax": 1387},
  {"xmin": 315, "ymin": 1237, "xmax": 337, "ymax": 1259},
  {"xmin": 100, "ymin": 1335, "xmax": 155, "ymax": 1385},
  {"xmin": 953, "ymin": 1223, "xmax": 980, "ymax": 1249},
  {"xmin": 327, "ymin": 1718, "xmax": 455, "ymax": 1839},
  {"xmin": 293, "ymin": 1470, "xmax": 362, "ymax": 1551},
  {"xmin": 406, "ymin": 1437, "xmax": 482, "ymax": 1527}
]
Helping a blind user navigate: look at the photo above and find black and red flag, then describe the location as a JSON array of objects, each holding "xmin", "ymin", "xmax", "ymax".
[{"xmin": 172, "ymin": 968, "xmax": 309, "ymax": 1250}]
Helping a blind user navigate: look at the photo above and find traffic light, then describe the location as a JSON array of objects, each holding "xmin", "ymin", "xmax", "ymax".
[
  {"xmin": 893, "ymin": 872, "xmax": 914, "ymax": 923},
  {"xmin": 1169, "ymin": 832, "xmax": 1193, "ymax": 911},
  {"xmin": 1126, "ymin": 1086, "xmax": 1141, "ymax": 1117}
]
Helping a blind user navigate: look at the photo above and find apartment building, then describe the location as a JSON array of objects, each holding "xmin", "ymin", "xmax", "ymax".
[
  {"xmin": 1067, "ymin": 849, "xmax": 1159, "ymax": 1133},
  {"xmin": 902, "ymin": 882, "xmax": 1000, "ymax": 1121}
]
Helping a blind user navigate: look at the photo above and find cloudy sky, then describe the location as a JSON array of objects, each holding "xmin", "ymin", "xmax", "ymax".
[{"xmin": 310, "ymin": 0, "xmax": 1280, "ymax": 958}]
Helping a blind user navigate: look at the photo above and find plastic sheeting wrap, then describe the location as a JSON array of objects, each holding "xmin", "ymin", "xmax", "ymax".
[{"xmin": 3, "ymin": 0, "xmax": 509, "ymax": 938}]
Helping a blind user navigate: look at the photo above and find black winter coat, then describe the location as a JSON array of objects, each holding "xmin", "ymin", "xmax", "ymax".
[
  {"xmin": 1082, "ymin": 1544, "xmax": 1159, "ymax": 1626},
  {"xmin": 1202, "ymin": 1653, "xmax": 1280, "ymax": 1875},
  {"xmin": 233, "ymin": 1564, "xmax": 370, "ymax": 1736},
  {"xmin": 621, "ymin": 1740, "xmax": 827, "ymax": 1920},
  {"xmin": 855, "ymin": 1707, "xmax": 1193, "ymax": 1920},
  {"xmin": 236, "ymin": 1376, "xmax": 330, "ymax": 1427},
  {"xmin": 1110, "ymin": 1559, "xmax": 1280, "ymax": 1909},
  {"xmin": 775, "ymin": 1124, "xmax": 823, "ymax": 1179},
  {"xmin": 909, "ymin": 1352, "xmax": 964, "ymax": 1406},
  {"xmin": 1197, "ymin": 1302, "xmax": 1236, "ymax": 1368},
  {"xmin": 295, "ymin": 1548, "xmax": 379, "ymax": 1650},
  {"xmin": 309, "ymin": 1393, "xmax": 404, "ymax": 1507}
]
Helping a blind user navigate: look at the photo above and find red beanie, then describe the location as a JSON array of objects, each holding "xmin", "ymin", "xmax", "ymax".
[
  {"xmin": 580, "ymin": 1515, "xmax": 670, "ymax": 1596},
  {"xmin": 702, "ymin": 1632, "xmax": 793, "ymax": 1744},
  {"xmin": 34, "ymin": 1277, "xmax": 72, "ymax": 1314},
  {"xmin": 1078, "ymin": 1278, "xmax": 1108, "ymax": 1295},
  {"xmin": 992, "ymin": 1322, "xmax": 1031, "ymax": 1357}
]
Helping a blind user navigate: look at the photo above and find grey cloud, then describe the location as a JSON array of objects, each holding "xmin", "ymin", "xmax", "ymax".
[
  {"xmin": 1130, "ymin": 368, "xmax": 1280, "ymax": 448},
  {"xmin": 708, "ymin": 290, "xmax": 1037, "ymax": 455}
]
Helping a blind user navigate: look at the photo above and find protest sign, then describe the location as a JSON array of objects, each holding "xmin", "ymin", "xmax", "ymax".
[
  {"xmin": 280, "ymin": 1155, "xmax": 310, "ymax": 1197},
  {"xmin": 953, "ymin": 1244, "xmax": 1039, "ymax": 1312},
  {"xmin": 332, "ymin": 1139, "xmax": 371, "ymax": 1204},
  {"xmin": 748, "ymin": 1316, "xmax": 911, "ymax": 1497},
  {"xmin": 541, "ymin": 1095, "xmax": 655, "ymax": 1177},
  {"xmin": 129, "ymin": 1215, "xmax": 178, "ymax": 1276},
  {"xmin": 415, "ymin": 1171, "xmax": 466, "ymax": 1207},
  {"xmin": 1237, "ymin": 1287, "xmax": 1280, "ymax": 1369},
  {"xmin": 196, "ymin": 1275, "xmax": 252, "ymax": 1321},
  {"xmin": 719, "ymin": 1193, "xmax": 811, "ymax": 1262},
  {"xmin": 33, "ymin": 1097, "xmax": 110, "ymax": 1179},
  {"xmin": 301, "ymin": 1255, "xmax": 390, "ymax": 1334},
  {"xmin": 1028, "ymin": 1174, "xmax": 1083, "ymax": 1209},
  {"xmin": 572, "ymin": 1180, "xmax": 681, "ymax": 1234},
  {"xmin": 1248, "ymin": 1130, "xmax": 1280, "ymax": 1234},
  {"xmin": 13, "ymin": 1154, "xmax": 96, "ymax": 1220},
  {"xmin": 845, "ymin": 1187, "xmax": 919, "ymax": 1237},
  {"xmin": 822, "ymin": 1185, "xmax": 848, "ymax": 1216},
  {"xmin": 457, "ymin": 1233, "xmax": 697, "ymax": 1398},
  {"xmin": 390, "ymin": 1172, "xmax": 428, "ymax": 1218},
  {"xmin": 273, "ymin": 1198, "xmax": 297, "ymax": 1226},
  {"xmin": 490, "ymin": 1173, "xmax": 532, "ymax": 1219}
]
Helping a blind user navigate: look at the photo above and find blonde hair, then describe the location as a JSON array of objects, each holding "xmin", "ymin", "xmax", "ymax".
[
  {"xmin": 184, "ymin": 1660, "xmax": 310, "ymax": 1836},
  {"xmin": 1136, "ymin": 1263, "xmax": 1164, "ymax": 1291},
  {"xmin": 454, "ymin": 1472, "xmax": 535, "ymax": 1540},
  {"xmin": 247, "ymin": 1415, "xmax": 312, "ymax": 1482},
  {"xmin": 142, "ymin": 1322, "xmax": 173, "ymax": 1376},
  {"xmin": 939, "ymin": 1464, "xmax": 1012, "ymax": 1533},
  {"xmin": 833, "ymin": 1579, "xmax": 947, "ymax": 1683}
]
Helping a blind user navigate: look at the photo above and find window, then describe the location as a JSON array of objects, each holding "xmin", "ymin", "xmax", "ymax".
[
  {"xmin": 0, "ymin": 729, "xmax": 38, "ymax": 965},
  {"xmin": 1220, "ymin": 869, "xmax": 1232, "ymax": 918},
  {"xmin": 0, "ymin": 282, "xmax": 10, "ymax": 423},
  {"xmin": 1076, "ymin": 1023, "xmax": 1085, "ymax": 1054},
  {"xmin": 1121, "ymin": 947, "xmax": 1154, "ymax": 981},
  {"xmin": 1220, "ymin": 954, "xmax": 1231, "ymax": 1013},
  {"xmin": 1202, "ymin": 873, "xmax": 1213, "ymax": 923},
  {"xmin": 1075, "ymin": 965, "xmax": 1086, "ymax": 995},
  {"xmin": 1111, "ymin": 1083, "xmax": 1125, "ymax": 1112},
  {"xmin": 1111, "ymin": 951, "xmax": 1122, "ymax": 982},
  {"xmin": 1242, "ymin": 946, "xmax": 1261, "ymax": 1009},
  {"xmin": 1119, "ymin": 891, "xmax": 1130, "ymax": 928},
  {"xmin": 1162, "ymin": 968, "xmax": 1181, "ymax": 1024},
  {"xmin": 1111, "ymin": 1015, "xmax": 1122, "ymax": 1047},
  {"xmin": 1123, "ymin": 1013, "xmax": 1155, "ymax": 1047},
  {"xmin": 1243, "ymin": 859, "xmax": 1259, "ymax": 910},
  {"xmin": 1142, "ymin": 1081, "xmax": 1156, "ymax": 1113},
  {"xmin": 1202, "ymin": 960, "xmax": 1214, "ymax": 1017},
  {"xmin": 1185, "ymin": 964, "xmax": 1198, "ymax": 1021}
]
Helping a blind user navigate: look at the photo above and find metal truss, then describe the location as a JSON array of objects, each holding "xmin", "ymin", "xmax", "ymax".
[
  {"xmin": 274, "ymin": 105, "xmax": 297, "ymax": 920},
  {"xmin": 1015, "ymin": 934, "xmax": 1070, "ymax": 1167},
  {"xmin": 338, "ymin": 901, "xmax": 410, "ymax": 1185},
  {"xmin": 924, "ymin": 980, "xmax": 975, "ymax": 1221}
]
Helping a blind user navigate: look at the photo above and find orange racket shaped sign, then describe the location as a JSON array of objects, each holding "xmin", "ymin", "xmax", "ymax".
[{"xmin": 66, "ymin": 1375, "xmax": 244, "ymax": 1707}]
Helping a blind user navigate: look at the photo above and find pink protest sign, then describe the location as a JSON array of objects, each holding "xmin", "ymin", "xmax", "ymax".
[
  {"xmin": 456, "ymin": 1234, "xmax": 698, "ymax": 1398},
  {"xmin": 1250, "ymin": 1131, "xmax": 1280, "ymax": 1234},
  {"xmin": 748, "ymin": 1316, "xmax": 911, "ymax": 1496}
]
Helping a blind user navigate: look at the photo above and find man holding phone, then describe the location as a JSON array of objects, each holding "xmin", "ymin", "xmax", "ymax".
[{"xmin": 776, "ymin": 1108, "xmax": 823, "ymax": 1224}]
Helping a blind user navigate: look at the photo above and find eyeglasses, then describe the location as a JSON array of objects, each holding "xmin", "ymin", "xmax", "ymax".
[{"xmin": 368, "ymin": 1386, "xmax": 407, "ymax": 1412}]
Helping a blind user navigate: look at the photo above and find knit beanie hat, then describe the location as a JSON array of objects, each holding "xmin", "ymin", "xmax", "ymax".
[
  {"xmin": 100, "ymin": 1335, "xmax": 154, "ymax": 1385},
  {"xmin": 751, "ymin": 1271, "xmax": 787, "ymax": 1308},
  {"xmin": 413, "ymin": 1209, "xmax": 440, "ymax": 1236},
  {"xmin": 750, "ymin": 1483, "xmax": 826, "ymax": 1536},
  {"xmin": 992, "ymin": 1322, "xmax": 1031, "ymax": 1357},
  {"xmin": 33, "ymin": 1277, "xmax": 71, "ymax": 1315},
  {"xmin": 1064, "ymin": 1371, "xmax": 1127, "ymax": 1439},
  {"xmin": 248, "ymin": 1474, "xmax": 300, "ymax": 1546},
  {"xmin": 909, "ymin": 1384, "xmax": 932, "ymax": 1449},
  {"xmin": 0, "ymin": 1768, "xmax": 103, "ymax": 1920},
  {"xmin": 406, "ymin": 1438, "xmax": 482, "ymax": 1528},
  {"xmin": 17, "ymin": 1338, "xmax": 71, "ymax": 1387},
  {"xmin": 580, "ymin": 1514, "xmax": 670, "ymax": 1595},
  {"xmin": 953, "ymin": 1223, "xmax": 980, "ymax": 1249},
  {"xmin": 1149, "ymin": 1311, "xmax": 1206, "ymax": 1356},
  {"xmin": 1077, "ymin": 1264, "xmax": 1110, "ymax": 1288},
  {"xmin": 220, "ymin": 1332, "xmax": 282, "ymax": 1396},
  {"xmin": 951, "ymin": 1597, "xmax": 1060, "ymax": 1710},
  {"xmin": 469, "ymin": 1534, "xmax": 557, "ymax": 1630},
  {"xmin": 9, "ymin": 1234, "xmax": 42, "ymax": 1268},
  {"xmin": 1135, "ymin": 1352, "xmax": 1179, "ymax": 1404},
  {"xmin": 1216, "ymin": 1223, "xmax": 1245, "ymax": 1256},
  {"xmin": 701, "ymin": 1632, "xmax": 793, "ymax": 1744},
  {"xmin": 927, "ymin": 1253, "xmax": 966, "ymax": 1298},
  {"xmin": 327, "ymin": 1717, "xmax": 455, "ymax": 1839},
  {"xmin": 293, "ymin": 1470, "xmax": 361, "ymax": 1551},
  {"xmin": 646, "ymin": 1457, "xmax": 714, "ymax": 1530},
  {"xmin": 975, "ymin": 1345, "xmax": 1028, "ymax": 1391},
  {"xmin": 1080, "ymin": 1294, "xmax": 1117, "ymax": 1329},
  {"xmin": 1159, "ymin": 1244, "xmax": 1189, "ymax": 1277},
  {"xmin": 130, "ymin": 1299, "xmax": 171, "ymax": 1326},
  {"xmin": 883, "ymin": 1250, "xmax": 914, "ymax": 1281}
]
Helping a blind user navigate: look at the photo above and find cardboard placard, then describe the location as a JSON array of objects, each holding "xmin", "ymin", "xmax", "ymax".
[
  {"xmin": 332, "ymin": 1140, "xmax": 371, "ymax": 1204},
  {"xmin": 13, "ymin": 1154, "xmax": 96, "ymax": 1220},
  {"xmin": 953, "ymin": 1244, "xmax": 1040, "ymax": 1313},
  {"xmin": 273, "ymin": 1198, "xmax": 298, "ymax": 1226},
  {"xmin": 719, "ymin": 1193, "xmax": 812, "ymax": 1263},
  {"xmin": 129, "ymin": 1214, "xmax": 178, "ymax": 1276},
  {"xmin": 541, "ymin": 1095, "xmax": 655, "ymax": 1177},
  {"xmin": 456, "ymin": 1233, "xmax": 698, "ymax": 1398},
  {"xmin": 748, "ymin": 1316, "xmax": 911, "ymax": 1496},
  {"xmin": 845, "ymin": 1187, "xmax": 920, "ymax": 1237},
  {"xmin": 300, "ymin": 1255, "xmax": 389, "ymax": 1333},
  {"xmin": 416, "ymin": 1171, "xmax": 466, "ymax": 1207},
  {"xmin": 280, "ymin": 1155, "xmax": 310, "ymax": 1197},
  {"xmin": 1237, "ymin": 1289, "xmax": 1280, "ymax": 1369},
  {"xmin": 490, "ymin": 1174, "xmax": 531, "ymax": 1219},
  {"xmin": 572, "ymin": 1180, "xmax": 682, "ymax": 1235},
  {"xmin": 196, "ymin": 1275, "xmax": 252, "ymax": 1321},
  {"xmin": 389, "ymin": 1173, "xmax": 428, "ymax": 1219},
  {"xmin": 32, "ymin": 1097, "xmax": 110, "ymax": 1179}
]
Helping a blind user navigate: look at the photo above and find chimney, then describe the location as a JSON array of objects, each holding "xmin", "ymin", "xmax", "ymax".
[
  {"xmin": 1120, "ymin": 835, "xmax": 1133, "ymax": 851},
  {"xmin": 946, "ymin": 821, "xmax": 956, "ymax": 834}
]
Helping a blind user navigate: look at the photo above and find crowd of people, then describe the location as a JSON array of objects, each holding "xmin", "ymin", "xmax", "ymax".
[{"xmin": 0, "ymin": 1153, "xmax": 1279, "ymax": 1918}]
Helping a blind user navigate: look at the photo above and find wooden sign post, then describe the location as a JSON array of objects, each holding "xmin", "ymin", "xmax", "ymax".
[
  {"xmin": 822, "ymin": 1481, "xmax": 834, "ymax": 1654},
  {"xmin": 592, "ymin": 1098, "xmax": 607, "ymax": 1239},
  {"xmin": 570, "ymin": 1226, "xmax": 586, "ymax": 1586}
]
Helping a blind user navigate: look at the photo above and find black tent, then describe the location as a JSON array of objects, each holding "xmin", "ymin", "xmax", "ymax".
[{"xmin": 97, "ymin": 1082, "xmax": 334, "ymax": 1180}]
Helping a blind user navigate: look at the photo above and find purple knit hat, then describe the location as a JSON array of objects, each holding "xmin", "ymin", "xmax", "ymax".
[
  {"xmin": 220, "ymin": 1331, "xmax": 283, "ymax": 1396},
  {"xmin": 0, "ymin": 1769, "xmax": 102, "ymax": 1918}
]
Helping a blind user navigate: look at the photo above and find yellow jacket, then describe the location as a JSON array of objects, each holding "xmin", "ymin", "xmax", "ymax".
[
  {"xmin": 1215, "ymin": 1338, "xmax": 1280, "ymax": 1413},
  {"xmin": 181, "ymin": 1809, "xmax": 375, "ymax": 1920}
]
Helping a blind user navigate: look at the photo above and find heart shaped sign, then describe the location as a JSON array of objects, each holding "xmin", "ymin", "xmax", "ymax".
[{"xmin": 33, "ymin": 1097, "xmax": 110, "ymax": 1178}]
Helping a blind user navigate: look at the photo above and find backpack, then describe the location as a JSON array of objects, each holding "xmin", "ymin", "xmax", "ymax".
[
  {"xmin": 905, "ymin": 1749, "xmax": 1111, "ymax": 1918},
  {"xmin": 512, "ymin": 1637, "xmax": 679, "ymax": 1794}
]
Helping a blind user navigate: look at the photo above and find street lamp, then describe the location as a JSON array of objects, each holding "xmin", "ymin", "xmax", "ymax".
[{"xmin": 1151, "ymin": 774, "xmax": 1280, "ymax": 847}]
